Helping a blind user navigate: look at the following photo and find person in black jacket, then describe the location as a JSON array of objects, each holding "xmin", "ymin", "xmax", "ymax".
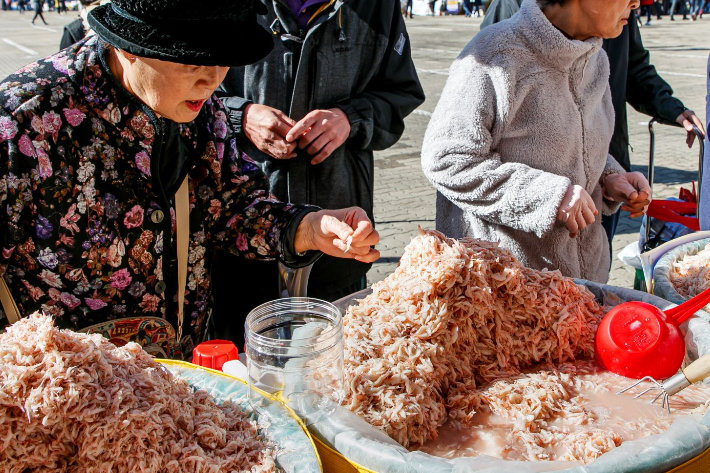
[
  {"xmin": 59, "ymin": 0, "xmax": 98, "ymax": 51},
  {"xmin": 215, "ymin": 0, "xmax": 423, "ymax": 303},
  {"xmin": 481, "ymin": 0, "xmax": 705, "ymax": 256}
]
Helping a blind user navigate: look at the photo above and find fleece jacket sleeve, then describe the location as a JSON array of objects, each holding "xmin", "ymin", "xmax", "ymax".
[
  {"xmin": 600, "ymin": 154, "xmax": 626, "ymax": 215},
  {"xmin": 421, "ymin": 57, "xmax": 570, "ymax": 239}
]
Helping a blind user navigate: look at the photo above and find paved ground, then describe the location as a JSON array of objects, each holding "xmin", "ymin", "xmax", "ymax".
[{"xmin": 0, "ymin": 9, "xmax": 707, "ymax": 290}]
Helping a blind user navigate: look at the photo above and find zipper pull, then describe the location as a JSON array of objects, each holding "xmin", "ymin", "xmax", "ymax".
[{"xmin": 339, "ymin": 28, "xmax": 346, "ymax": 42}]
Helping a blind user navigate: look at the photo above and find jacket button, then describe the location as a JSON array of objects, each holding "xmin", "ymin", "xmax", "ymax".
[
  {"xmin": 151, "ymin": 210, "xmax": 165, "ymax": 224},
  {"xmin": 155, "ymin": 281, "xmax": 167, "ymax": 293}
]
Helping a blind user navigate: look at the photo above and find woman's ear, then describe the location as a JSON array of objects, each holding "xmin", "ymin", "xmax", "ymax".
[{"xmin": 115, "ymin": 48, "xmax": 137, "ymax": 63}]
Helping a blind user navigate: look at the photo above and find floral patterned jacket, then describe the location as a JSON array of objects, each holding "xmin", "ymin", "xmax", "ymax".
[{"xmin": 0, "ymin": 37, "xmax": 316, "ymax": 358}]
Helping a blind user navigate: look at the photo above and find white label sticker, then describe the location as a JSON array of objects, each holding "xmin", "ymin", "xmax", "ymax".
[{"xmin": 394, "ymin": 33, "xmax": 406, "ymax": 56}]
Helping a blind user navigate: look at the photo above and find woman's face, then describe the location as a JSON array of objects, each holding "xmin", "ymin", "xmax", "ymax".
[
  {"xmin": 545, "ymin": 0, "xmax": 640, "ymax": 40},
  {"xmin": 577, "ymin": 0, "xmax": 639, "ymax": 38},
  {"xmin": 111, "ymin": 49, "xmax": 230, "ymax": 123}
]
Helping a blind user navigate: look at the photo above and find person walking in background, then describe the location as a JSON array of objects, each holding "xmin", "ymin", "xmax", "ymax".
[
  {"xmin": 17, "ymin": 0, "xmax": 26, "ymax": 13},
  {"xmin": 640, "ymin": 0, "xmax": 654, "ymax": 24},
  {"xmin": 692, "ymin": 0, "xmax": 706, "ymax": 18},
  {"xmin": 405, "ymin": 0, "xmax": 414, "ymax": 17},
  {"xmin": 31, "ymin": 0, "xmax": 47, "ymax": 24},
  {"xmin": 429, "ymin": 0, "xmax": 436, "ymax": 15},
  {"xmin": 473, "ymin": 0, "xmax": 483, "ymax": 16},
  {"xmin": 463, "ymin": 0, "xmax": 473, "ymax": 16},
  {"xmin": 670, "ymin": 0, "xmax": 689, "ymax": 20},
  {"xmin": 653, "ymin": 0, "xmax": 663, "ymax": 18}
]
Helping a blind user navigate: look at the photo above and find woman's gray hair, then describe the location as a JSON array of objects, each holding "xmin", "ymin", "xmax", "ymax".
[{"xmin": 537, "ymin": 0, "xmax": 566, "ymax": 7}]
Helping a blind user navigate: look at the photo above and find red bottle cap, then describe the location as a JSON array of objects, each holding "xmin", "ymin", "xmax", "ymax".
[{"xmin": 192, "ymin": 340, "xmax": 238, "ymax": 371}]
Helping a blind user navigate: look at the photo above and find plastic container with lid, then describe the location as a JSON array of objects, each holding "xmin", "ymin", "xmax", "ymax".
[
  {"xmin": 192, "ymin": 339, "xmax": 239, "ymax": 371},
  {"xmin": 245, "ymin": 297, "xmax": 344, "ymax": 425}
]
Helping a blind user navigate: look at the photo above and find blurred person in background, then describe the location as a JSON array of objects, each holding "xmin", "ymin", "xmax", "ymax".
[
  {"xmin": 670, "ymin": 0, "xmax": 689, "ymax": 20},
  {"xmin": 640, "ymin": 0, "xmax": 655, "ymax": 24},
  {"xmin": 31, "ymin": 0, "xmax": 48, "ymax": 24},
  {"xmin": 691, "ymin": 0, "xmax": 705, "ymax": 18}
]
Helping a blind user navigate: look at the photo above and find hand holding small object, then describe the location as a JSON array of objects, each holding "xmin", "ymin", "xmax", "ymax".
[
  {"xmin": 294, "ymin": 208, "xmax": 380, "ymax": 263},
  {"xmin": 603, "ymin": 172, "xmax": 652, "ymax": 218}
]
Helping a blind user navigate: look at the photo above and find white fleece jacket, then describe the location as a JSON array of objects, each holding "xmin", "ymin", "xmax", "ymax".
[{"xmin": 421, "ymin": 0, "xmax": 624, "ymax": 283}]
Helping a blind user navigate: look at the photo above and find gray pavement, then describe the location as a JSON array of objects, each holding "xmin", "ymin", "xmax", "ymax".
[{"xmin": 0, "ymin": 10, "xmax": 707, "ymax": 290}]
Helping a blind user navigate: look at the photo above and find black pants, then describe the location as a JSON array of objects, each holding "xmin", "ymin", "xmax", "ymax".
[
  {"xmin": 602, "ymin": 210, "xmax": 621, "ymax": 264},
  {"xmin": 641, "ymin": 4, "xmax": 654, "ymax": 21},
  {"xmin": 208, "ymin": 249, "xmax": 367, "ymax": 349},
  {"xmin": 32, "ymin": 5, "xmax": 46, "ymax": 23}
]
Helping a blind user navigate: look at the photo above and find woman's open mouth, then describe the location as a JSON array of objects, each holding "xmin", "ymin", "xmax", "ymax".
[{"xmin": 185, "ymin": 99, "xmax": 206, "ymax": 112}]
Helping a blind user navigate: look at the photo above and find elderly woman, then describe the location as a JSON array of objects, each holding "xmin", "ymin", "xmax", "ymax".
[
  {"xmin": 0, "ymin": 0, "xmax": 379, "ymax": 358},
  {"xmin": 422, "ymin": 0, "xmax": 651, "ymax": 283}
]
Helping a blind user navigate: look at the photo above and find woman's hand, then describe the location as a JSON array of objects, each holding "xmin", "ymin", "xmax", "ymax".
[
  {"xmin": 557, "ymin": 185, "xmax": 598, "ymax": 238},
  {"xmin": 675, "ymin": 109, "xmax": 706, "ymax": 148},
  {"xmin": 603, "ymin": 172, "xmax": 652, "ymax": 218},
  {"xmin": 294, "ymin": 208, "xmax": 380, "ymax": 263}
]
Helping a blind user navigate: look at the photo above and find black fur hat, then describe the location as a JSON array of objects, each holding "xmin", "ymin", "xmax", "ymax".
[{"xmin": 88, "ymin": 0, "xmax": 273, "ymax": 67}]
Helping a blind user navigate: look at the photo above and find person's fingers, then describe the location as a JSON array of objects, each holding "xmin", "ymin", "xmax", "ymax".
[
  {"xmin": 272, "ymin": 119, "xmax": 295, "ymax": 139},
  {"xmin": 581, "ymin": 205, "xmax": 596, "ymax": 225},
  {"xmin": 332, "ymin": 238, "xmax": 371, "ymax": 256},
  {"xmin": 286, "ymin": 112, "xmax": 320, "ymax": 142},
  {"xmin": 691, "ymin": 114, "xmax": 706, "ymax": 138},
  {"xmin": 306, "ymin": 133, "xmax": 330, "ymax": 156},
  {"xmin": 311, "ymin": 142, "xmax": 338, "ymax": 165},
  {"xmin": 354, "ymin": 248, "xmax": 381, "ymax": 264},
  {"xmin": 318, "ymin": 213, "xmax": 354, "ymax": 242},
  {"xmin": 350, "ymin": 215, "xmax": 374, "ymax": 241},
  {"xmin": 298, "ymin": 124, "xmax": 326, "ymax": 149},
  {"xmin": 275, "ymin": 110, "xmax": 297, "ymax": 128},
  {"xmin": 575, "ymin": 212, "xmax": 588, "ymax": 232},
  {"xmin": 566, "ymin": 213, "xmax": 579, "ymax": 236},
  {"xmin": 614, "ymin": 178, "xmax": 639, "ymax": 203}
]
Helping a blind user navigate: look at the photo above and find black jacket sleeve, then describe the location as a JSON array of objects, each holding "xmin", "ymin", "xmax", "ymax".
[
  {"xmin": 335, "ymin": 0, "xmax": 425, "ymax": 151},
  {"xmin": 625, "ymin": 14, "xmax": 686, "ymax": 127}
]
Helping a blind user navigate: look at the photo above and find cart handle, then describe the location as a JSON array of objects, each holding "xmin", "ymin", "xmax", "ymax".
[{"xmin": 643, "ymin": 120, "xmax": 705, "ymax": 246}]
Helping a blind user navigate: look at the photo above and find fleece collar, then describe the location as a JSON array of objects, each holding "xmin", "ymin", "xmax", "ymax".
[{"xmin": 515, "ymin": 0, "xmax": 602, "ymax": 70}]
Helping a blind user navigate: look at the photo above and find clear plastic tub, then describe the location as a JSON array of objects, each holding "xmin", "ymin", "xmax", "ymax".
[{"xmin": 245, "ymin": 297, "xmax": 344, "ymax": 425}]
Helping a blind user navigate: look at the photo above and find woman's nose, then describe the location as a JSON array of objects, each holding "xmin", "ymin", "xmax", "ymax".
[{"xmin": 202, "ymin": 66, "xmax": 226, "ymax": 92}]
